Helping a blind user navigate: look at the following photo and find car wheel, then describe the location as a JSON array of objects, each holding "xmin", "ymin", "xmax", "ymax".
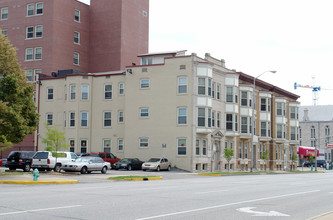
[
  {"xmin": 54, "ymin": 164, "xmax": 61, "ymax": 172},
  {"xmin": 127, "ymin": 165, "xmax": 132, "ymax": 171},
  {"xmin": 101, "ymin": 166, "xmax": 107, "ymax": 174},
  {"xmin": 142, "ymin": 169, "xmax": 146, "ymax": 171},
  {"xmin": 167, "ymin": 165, "xmax": 171, "ymax": 171},
  {"xmin": 115, "ymin": 168, "xmax": 119, "ymax": 170},
  {"xmin": 87, "ymin": 171, "xmax": 92, "ymax": 174},
  {"xmin": 81, "ymin": 166, "xmax": 87, "ymax": 174},
  {"xmin": 24, "ymin": 164, "xmax": 31, "ymax": 172},
  {"xmin": 156, "ymin": 166, "xmax": 160, "ymax": 172},
  {"xmin": 9, "ymin": 167, "xmax": 16, "ymax": 171}
]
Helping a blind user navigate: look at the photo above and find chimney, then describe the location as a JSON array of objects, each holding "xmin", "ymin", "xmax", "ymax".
[{"xmin": 303, "ymin": 108, "xmax": 309, "ymax": 121}]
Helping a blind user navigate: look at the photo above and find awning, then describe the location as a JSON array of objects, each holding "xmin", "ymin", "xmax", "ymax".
[{"xmin": 298, "ymin": 146, "xmax": 319, "ymax": 157}]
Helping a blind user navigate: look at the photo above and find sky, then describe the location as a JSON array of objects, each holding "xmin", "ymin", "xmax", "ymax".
[{"xmin": 79, "ymin": 0, "xmax": 333, "ymax": 106}]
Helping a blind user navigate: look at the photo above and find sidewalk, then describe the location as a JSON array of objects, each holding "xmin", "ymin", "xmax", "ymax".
[{"xmin": 0, "ymin": 172, "xmax": 78, "ymax": 184}]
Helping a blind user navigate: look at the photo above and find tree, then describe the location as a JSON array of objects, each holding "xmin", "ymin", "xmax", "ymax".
[
  {"xmin": 42, "ymin": 124, "xmax": 70, "ymax": 153},
  {"xmin": 0, "ymin": 30, "xmax": 39, "ymax": 151},
  {"xmin": 223, "ymin": 148, "xmax": 234, "ymax": 172},
  {"xmin": 260, "ymin": 150, "xmax": 269, "ymax": 171},
  {"xmin": 291, "ymin": 154, "xmax": 298, "ymax": 171}
]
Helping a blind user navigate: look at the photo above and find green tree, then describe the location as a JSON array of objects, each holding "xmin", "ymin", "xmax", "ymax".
[
  {"xmin": 42, "ymin": 124, "xmax": 70, "ymax": 153},
  {"xmin": 291, "ymin": 154, "xmax": 298, "ymax": 171},
  {"xmin": 223, "ymin": 147, "xmax": 234, "ymax": 172},
  {"xmin": 0, "ymin": 30, "xmax": 39, "ymax": 151},
  {"xmin": 260, "ymin": 150, "xmax": 269, "ymax": 171}
]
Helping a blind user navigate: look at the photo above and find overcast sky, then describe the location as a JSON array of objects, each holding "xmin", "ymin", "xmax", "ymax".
[{"xmin": 79, "ymin": 0, "xmax": 333, "ymax": 106}]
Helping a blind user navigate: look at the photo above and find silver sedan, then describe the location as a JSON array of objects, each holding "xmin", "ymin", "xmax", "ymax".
[{"xmin": 61, "ymin": 156, "xmax": 110, "ymax": 174}]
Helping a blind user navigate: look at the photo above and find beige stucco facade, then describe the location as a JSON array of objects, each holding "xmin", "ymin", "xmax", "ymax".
[{"xmin": 37, "ymin": 52, "xmax": 300, "ymax": 172}]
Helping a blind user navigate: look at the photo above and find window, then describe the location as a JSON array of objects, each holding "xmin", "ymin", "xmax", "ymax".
[
  {"xmin": 202, "ymin": 140, "xmax": 207, "ymax": 155},
  {"xmin": 311, "ymin": 126, "xmax": 316, "ymax": 147},
  {"xmin": 139, "ymin": 138, "xmax": 148, "ymax": 148},
  {"xmin": 212, "ymin": 111, "xmax": 215, "ymax": 127},
  {"xmin": 73, "ymin": 52, "xmax": 79, "ymax": 65},
  {"xmin": 140, "ymin": 108, "xmax": 149, "ymax": 117},
  {"xmin": 260, "ymin": 98, "xmax": 266, "ymax": 111},
  {"xmin": 104, "ymin": 112, "xmax": 111, "ymax": 127},
  {"xmin": 241, "ymin": 117, "xmax": 248, "ymax": 133},
  {"xmin": 118, "ymin": 139, "xmax": 124, "ymax": 151},
  {"xmin": 119, "ymin": 83, "xmax": 124, "ymax": 95},
  {"xmin": 226, "ymin": 114, "xmax": 233, "ymax": 131},
  {"xmin": 70, "ymin": 85, "xmax": 76, "ymax": 100},
  {"xmin": 34, "ymin": 47, "xmax": 42, "ymax": 60},
  {"xmin": 80, "ymin": 140, "xmax": 87, "ymax": 153},
  {"xmin": 217, "ymin": 84, "xmax": 221, "ymax": 100},
  {"xmin": 81, "ymin": 85, "xmax": 89, "ymax": 100},
  {"xmin": 1, "ymin": 7, "xmax": 8, "ymax": 20},
  {"xmin": 35, "ymin": 25, "xmax": 43, "ymax": 38},
  {"xmin": 1, "ymin": 29, "xmax": 7, "ymax": 37},
  {"xmin": 198, "ymin": 108, "xmax": 205, "ymax": 127},
  {"xmin": 36, "ymin": 2, "xmax": 43, "ymax": 15},
  {"xmin": 140, "ymin": 79, "xmax": 149, "ymax": 88},
  {"xmin": 103, "ymin": 84, "xmax": 112, "ymax": 99},
  {"xmin": 276, "ymin": 124, "xmax": 283, "ymax": 138},
  {"xmin": 118, "ymin": 111, "xmax": 124, "ymax": 123},
  {"xmin": 34, "ymin": 69, "xmax": 41, "ymax": 81},
  {"xmin": 25, "ymin": 48, "xmax": 33, "ymax": 61},
  {"xmin": 212, "ymin": 82, "xmax": 215, "ymax": 98},
  {"xmin": 180, "ymin": 65, "xmax": 186, "ymax": 70},
  {"xmin": 290, "ymin": 127, "xmax": 296, "ymax": 140},
  {"xmin": 217, "ymin": 112, "xmax": 221, "ymax": 128},
  {"xmin": 26, "ymin": 26, "xmax": 34, "ymax": 39},
  {"xmin": 64, "ymin": 112, "xmax": 66, "ymax": 127},
  {"xmin": 46, "ymin": 113, "xmax": 53, "ymax": 125},
  {"xmin": 178, "ymin": 138, "xmax": 186, "ymax": 155},
  {"xmin": 103, "ymin": 139, "xmax": 111, "ymax": 153},
  {"xmin": 198, "ymin": 78, "xmax": 205, "ymax": 95},
  {"xmin": 47, "ymin": 88, "xmax": 53, "ymax": 100},
  {"xmin": 235, "ymin": 115, "xmax": 238, "ymax": 132},
  {"xmin": 27, "ymin": 4, "xmax": 34, "ymax": 16},
  {"xmin": 178, "ymin": 77, "xmax": 187, "ymax": 94},
  {"xmin": 276, "ymin": 103, "xmax": 282, "ymax": 116},
  {"xmin": 25, "ymin": 70, "xmax": 33, "ymax": 82},
  {"xmin": 260, "ymin": 121, "xmax": 267, "ymax": 137},
  {"xmin": 208, "ymin": 79, "xmax": 212, "ymax": 96},
  {"xmin": 290, "ymin": 107, "xmax": 296, "ymax": 119},
  {"xmin": 196, "ymin": 140, "xmax": 200, "ymax": 155},
  {"xmin": 74, "ymin": 31, "xmax": 80, "ymax": 44},
  {"xmin": 226, "ymin": 87, "xmax": 233, "ymax": 102},
  {"xmin": 81, "ymin": 112, "xmax": 88, "ymax": 127},
  {"xmin": 74, "ymin": 9, "xmax": 80, "ymax": 22},
  {"xmin": 177, "ymin": 107, "xmax": 187, "ymax": 125},
  {"xmin": 69, "ymin": 140, "xmax": 75, "ymax": 152},
  {"xmin": 70, "ymin": 112, "xmax": 75, "ymax": 127},
  {"xmin": 241, "ymin": 91, "xmax": 248, "ymax": 106}
]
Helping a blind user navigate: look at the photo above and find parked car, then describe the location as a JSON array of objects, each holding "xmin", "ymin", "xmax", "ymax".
[
  {"xmin": 5, "ymin": 151, "xmax": 36, "ymax": 172},
  {"xmin": 1, "ymin": 159, "xmax": 7, "ymax": 167},
  {"xmin": 31, "ymin": 151, "xmax": 77, "ymax": 172},
  {"xmin": 303, "ymin": 160, "xmax": 326, "ymax": 168},
  {"xmin": 142, "ymin": 158, "xmax": 171, "ymax": 172},
  {"xmin": 113, "ymin": 158, "xmax": 144, "ymax": 170},
  {"xmin": 80, "ymin": 152, "xmax": 120, "ymax": 167},
  {"xmin": 61, "ymin": 156, "xmax": 110, "ymax": 174}
]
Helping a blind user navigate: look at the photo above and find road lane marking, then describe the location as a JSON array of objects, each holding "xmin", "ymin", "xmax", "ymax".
[
  {"xmin": 237, "ymin": 207, "xmax": 289, "ymax": 216},
  {"xmin": 136, "ymin": 190, "xmax": 320, "ymax": 220},
  {"xmin": 0, "ymin": 205, "xmax": 82, "ymax": 216},
  {"xmin": 195, "ymin": 190, "xmax": 229, "ymax": 194}
]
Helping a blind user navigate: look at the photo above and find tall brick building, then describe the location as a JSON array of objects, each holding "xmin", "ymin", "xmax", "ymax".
[{"xmin": 0, "ymin": 0, "xmax": 149, "ymax": 157}]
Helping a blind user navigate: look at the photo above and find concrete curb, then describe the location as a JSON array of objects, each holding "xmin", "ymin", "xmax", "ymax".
[
  {"xmin": 197, "ymin": 174, "xmax": 221, "ymax": 176},
  {"xmin": 0, "ymin": 180, "xmax": 78, "ymax": 184},
  {"xmin": 110, "ymin": 176, "xmax": 163, "ymax": 181}
]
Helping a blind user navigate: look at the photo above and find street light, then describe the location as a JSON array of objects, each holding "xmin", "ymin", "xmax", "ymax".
[{"xmin": 251, "ymin": 70, "xmax": 277, "ymax": 172}]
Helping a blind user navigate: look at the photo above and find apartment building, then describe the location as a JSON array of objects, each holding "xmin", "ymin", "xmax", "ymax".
[
  {"xmin": 299, "ymin": 105, "xmax": 333, "ymax": 163},
  {"xmin": 0, "ymin": 0, "xmax": 149, "ymax": 157},
  {"xmin": 37, "ymin": 51, "xmax": 300, "ymax": 172}
]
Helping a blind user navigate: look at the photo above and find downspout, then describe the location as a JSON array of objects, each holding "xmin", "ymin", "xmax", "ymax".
[
  {"xmin": 191, "ymin": 54, "xmax": 195, "ymax": 172},
  {"xmin": 36, "ymin": 79, "xmax": 41, "ymax": 151}
]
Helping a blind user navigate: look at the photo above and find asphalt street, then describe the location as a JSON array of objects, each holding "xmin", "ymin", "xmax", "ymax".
[{"xmin": 0, "ymin": 169, "xmax": 332, "ymax": 220}]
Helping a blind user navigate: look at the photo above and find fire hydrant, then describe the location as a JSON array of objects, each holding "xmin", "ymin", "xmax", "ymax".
[{"xmin": 33, "ymin": 168, "xmax": 39, "ymax": 181}]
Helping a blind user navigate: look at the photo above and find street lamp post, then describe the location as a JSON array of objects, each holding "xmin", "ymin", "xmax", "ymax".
[{"xmin": 251, "ymin": 70, "xmax": 276, "ymax": 172}]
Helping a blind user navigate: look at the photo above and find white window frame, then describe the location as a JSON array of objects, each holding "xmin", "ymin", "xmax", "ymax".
[
  {"xmin": 103, "ymin": 111, "xmax": 112, "ymax": 127},
  {"xmin": 104, "ymin": 84, "xmax": 112, "ymax": 99},
  {"xmin": 177, "ymin": 138, "xmax": 187, "ymax": 155},
  {"xmin": 103, "ymin": 139, "xmax": 111, "ymax": 152},
  {"xmin": 74, "ymin": 31, "xmax": 80, "ymax": 44},
  {"xmin": 74, "ymin": 9, "xmax": 80, "ymax": 22},
  {"xmin": 81, "ymin": 112, "xmax": 88, "ymax": 127},
  {"xmin": 35, "ymin": 25, "xmax": 43, "ymax": 38},
  {"xmin": 118, "ymin": 139, "xmax": 124, "ymax": 151},
  {"xmin": 81, "ymin": 84, "xmax": 89, "ymax": 100},
  {"xmin": 118, "ymin": 111, "xmax": 124, "ymax": 123},
  {"xmin": 47, "ymin": 87, "xmax": 53, "ymax": 100},
  {"xmin": 46, "ymin": 113, "xmax": 53, "ymax": 126},
  {"xmin": 70, "ymin": 84, "xmax": 76, "ymax": 100},
  {"xmin": 34, "ymin": 69, "xmax": 41, "ymax": 81},
  {"xmin": 1, "ymin": 7, "xmax": 8, "ymax": 20},
  {"xmin": 34, "ymin": 47, "xmax": 42, "ymax": 60},
  {"xmin": 119, "ymin": 83, "xmax": 124, "ymax": 95},
  {"xmin": 36, "ymin": 2, "xmax": 43, "ymax": 15},
  {"xmin": 73, "ymin": 52, "xmax": 79, "ymax": 65},
  {"xmin": 178, "ymin": 76, "xmax": 187, "ymax": 94},
  {"xmin": 25, "ymin": 48, "xmax": 33, "ymax": 61},
  {"xmin": 177, "ymin": 107, "xmax": 187, "ymax": 125},
  {"xmin": 139, "ymin": 138, "xmax": 149, "ymax": 148},
  {"xmin": 27, "ymin": 3, "xmax": 34, "ymax": 16},
  {"xmin": 69, "ymin": 112, "xmax": 76, "ymax": 127},
  {"xmin": 25, "ymin": 69, "xmax": 33, "ymax": 82},
  {"xmin": 26, "ymin": 26, "xmax": 34, "ymax": 39},
  {"xmin": 140, "ymin": 79, "xmax": 150, "ymax": 88},
  {"xmin": 140, "ymin": 108, "xmax": 149, "ymax": 117},
  {"xmin": 80, "ymin": 139, "xmax": 87, "ymax": 153}
]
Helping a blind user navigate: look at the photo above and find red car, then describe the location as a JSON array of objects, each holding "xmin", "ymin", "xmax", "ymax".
[{"xmin": 80, "ymin": 152, "xmax": 120, "ymax": 167}]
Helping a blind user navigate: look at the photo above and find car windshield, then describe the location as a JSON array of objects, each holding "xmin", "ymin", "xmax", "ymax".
[
  {"xmin": 119, "ymin": 158, "xmax": 130, "ymax": 163},
  {"xmin": 148, "ymin": 158, "xmax": 160, "ymax": 162},
  {"xmin": 75, "ymin": 158, "xmax": 91, "ymax": 162}
]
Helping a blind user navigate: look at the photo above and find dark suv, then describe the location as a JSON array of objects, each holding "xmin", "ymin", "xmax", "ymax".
[{"xmin": 6, "ymin": 151, "xmax": 36, "ymax": 172}]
